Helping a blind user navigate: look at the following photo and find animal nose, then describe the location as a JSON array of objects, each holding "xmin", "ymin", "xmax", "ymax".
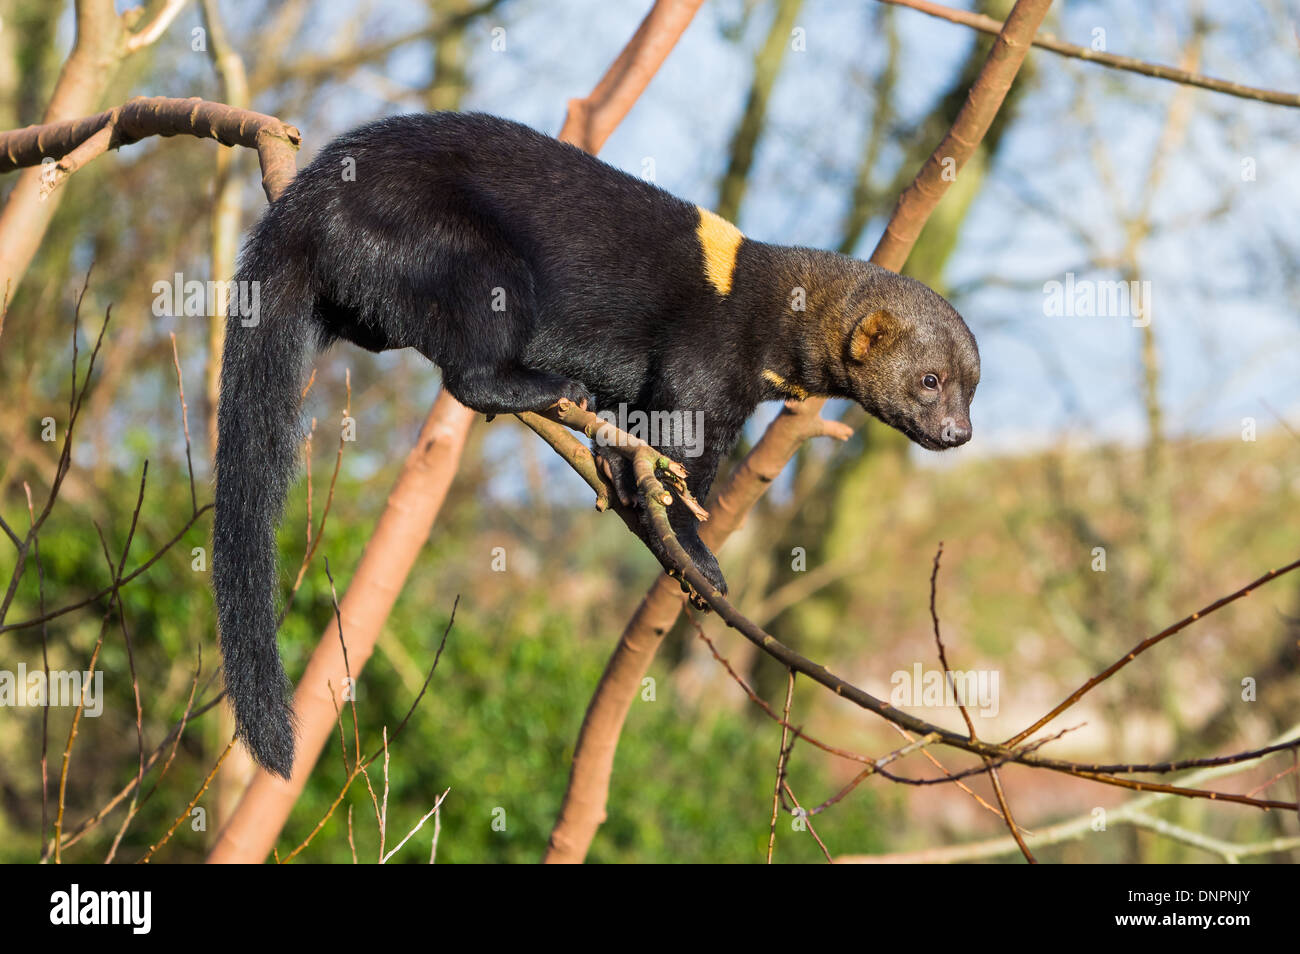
[{"xmin": 942, "ymin": 422, "xmax": 971, "ymax": 446}]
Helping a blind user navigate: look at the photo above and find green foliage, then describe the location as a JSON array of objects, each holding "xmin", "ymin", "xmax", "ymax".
[
  {"xmin": 0, "ymin": 461, "xmax": 885, "ymax": 863},
  {"xmin": 281, "ymin": 578, "xmax": 883, "ymax": 864}
]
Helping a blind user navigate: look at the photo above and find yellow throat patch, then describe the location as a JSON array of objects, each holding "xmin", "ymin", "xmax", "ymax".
[
  {"xmin": 695, "ymin": 207, "xmax": 744, "ymax": 296},
  {"xmin": 761, "ymin": 369, "xmax": 809, "ymax": 400}
]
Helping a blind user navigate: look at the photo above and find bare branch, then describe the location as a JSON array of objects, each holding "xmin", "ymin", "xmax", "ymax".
[
  {"xmin": 878, "ymin": 0, "xmax": 1300, "ymax": 108},
  {"xmin": 559, "ymin": 0, "xmax": 705, "ymax": 153},
  {"xmin": 125, "ymin": 0, "xmax": 192, "ymax": 53},
  {"xmin": 0, "ymin": 96, "xmax": 301, "ymax": 203}
]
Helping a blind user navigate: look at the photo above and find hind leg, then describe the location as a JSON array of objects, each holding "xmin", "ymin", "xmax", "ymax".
[
  {"xmin": 428, "ymin": 280, "xmax": 591, "ymax": 415},
  {"xmin": 416, "ymin": 245, "xmax": 596, "ymax": 416},
  {"xmin": 442, "ymin": 361, "xmax": 593, "ymax": 416}
]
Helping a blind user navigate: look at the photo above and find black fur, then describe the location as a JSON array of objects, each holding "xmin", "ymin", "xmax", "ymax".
[{"xmin": 213, "ymin": 112, "xmax": 979, "ymax": 777}]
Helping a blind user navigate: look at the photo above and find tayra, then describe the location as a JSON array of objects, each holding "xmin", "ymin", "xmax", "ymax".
[{"xmin": 214, "ymin": 112, "xmax": 980, "ymax": 777}]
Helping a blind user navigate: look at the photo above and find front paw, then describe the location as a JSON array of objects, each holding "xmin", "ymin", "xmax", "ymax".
[
  {"xmin": 594, "ymin": 442, "xmax": 636, "ymax": 508},
  {"xmin": 678, "ymin": 532, "xmax": 727, "ymax": 597},
  {"xmin": 558, "ymin": 380, "xmax": 595, "ymax": 411}
]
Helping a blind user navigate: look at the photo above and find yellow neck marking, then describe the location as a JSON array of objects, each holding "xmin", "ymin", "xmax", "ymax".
[
  {"xmin": 696, "ymin": 207, "xmax": 744, "ymax": 296},
  {"xmin": 762, "ymin": 369, "xmax": 808, "ymax": 400}
]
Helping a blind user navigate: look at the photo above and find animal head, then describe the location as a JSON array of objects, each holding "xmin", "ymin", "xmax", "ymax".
[{"xmin": 837, "ymin": 264, "xmax": 980, "ymax": 451}]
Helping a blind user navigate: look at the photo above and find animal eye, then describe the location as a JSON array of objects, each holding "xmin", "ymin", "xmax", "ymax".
[{"xmin": 922, "ymin": 374, "xmax": 940, "ymax": 390}]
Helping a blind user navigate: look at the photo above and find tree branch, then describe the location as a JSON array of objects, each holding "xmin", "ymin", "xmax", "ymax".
[
  {"xmin": 0, "ymin": 95, "xmax": 301, "ymax": 203},
  {"xmin": 0, "ymin": 0, "xmax": 190, "ymax": 329},
  {"xmin": 558, "ymin": 0, "xmax": 705, "ymax": 153},
  {"xmin": 878, "ymin": 0, "xmax": 1300, "ymax": 109},
  {"xmin": 125, "ymin": 0, "xmax": 192, "ymax": 53}
]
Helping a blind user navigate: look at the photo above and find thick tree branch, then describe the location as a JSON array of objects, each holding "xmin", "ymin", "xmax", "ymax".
[
  {"xmin": 0, "ymin": 0, "xmax": 190, "ymax": 331},
  {"xmin": 0, "ymin": 96, "xmax": 301, "ymax": 203},
  {"xmin": 558, "ymin": 0, "xmax": 705, "ymax": 153}
]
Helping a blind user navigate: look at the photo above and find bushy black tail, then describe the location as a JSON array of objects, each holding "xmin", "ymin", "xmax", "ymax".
[{"xmin": 212, "ymin": 230, "xmax": 314, "ymax": 779}]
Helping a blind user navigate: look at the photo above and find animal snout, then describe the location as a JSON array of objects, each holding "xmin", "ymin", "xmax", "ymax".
[{"xmin": 941, "ymin": 419, "xmax": 971, "ymax": 447}]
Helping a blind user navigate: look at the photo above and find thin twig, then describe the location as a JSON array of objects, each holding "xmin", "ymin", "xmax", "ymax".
[
  {"xmin": 767, "ymin": 671, "xmax": 796, "ymax": 864},
  {"xmin": 168, "ymin": 333, "xmax": 198, "ymax": 515},
  {"xmin": 279, "ymin": 600, "xmax": 459, "ymax": 863},
  {"xmin": 382, "ymin": 788, "xmax": 451, "ymax": 864},
  {"xmin": 878, "ymin": 0, "xmax": 1300, "ymax": 108},
  {"xmin": 1009, "ymin": 555, "xmax": 1300, "ymax": 745},
  {"xmin": 138, "ymin": 737, "xmax": 236, "ymax": 862},
  {"xmin": 782, "ymin": 782, "xmax": 832, "ymax": 862}
]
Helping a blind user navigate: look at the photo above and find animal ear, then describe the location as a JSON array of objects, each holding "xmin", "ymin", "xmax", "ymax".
[{"xmin": 847, "ymin": 309, "xmax": 897, "ymax": 363}]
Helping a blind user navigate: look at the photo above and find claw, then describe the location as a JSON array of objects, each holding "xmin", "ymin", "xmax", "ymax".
[
  {"xmin": 595, "ymin": 446, "xmax": 635, "ymax": 508},
  {"xmin": 671, "ymin": 574, "xmax": 713, "ymax": 611}
]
